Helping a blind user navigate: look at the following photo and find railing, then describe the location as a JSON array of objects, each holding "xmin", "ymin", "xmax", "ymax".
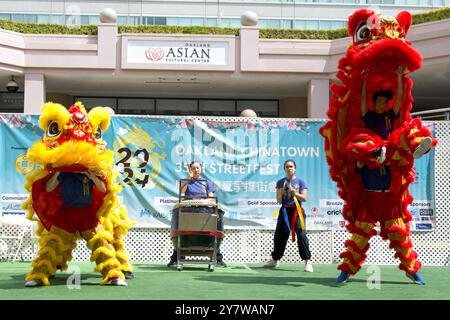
[{"xmin": 411, "ymin": 108, "xmax": 450, "ymax": 121}]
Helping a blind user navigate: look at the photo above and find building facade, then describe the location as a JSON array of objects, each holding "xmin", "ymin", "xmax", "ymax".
[
  {"xmin": 1, "ymin": 1, "xmax": 450, "ymax": 30},
  {"xmin": 1, "ymin": 6, "xmax": 450, "ymax": 117}
]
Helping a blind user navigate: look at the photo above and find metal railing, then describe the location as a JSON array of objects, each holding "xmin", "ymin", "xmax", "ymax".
[{"xmin": 411, "ymin": 107, "xmax": 450, "ymax": 120}]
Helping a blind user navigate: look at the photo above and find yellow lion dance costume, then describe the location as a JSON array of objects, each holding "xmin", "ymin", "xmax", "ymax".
[{"xmin": 23, "ymin": 102, "xmax": 134, "ymax": 286}]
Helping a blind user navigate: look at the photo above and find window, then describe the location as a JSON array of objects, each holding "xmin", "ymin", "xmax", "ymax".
[
  {"xmin": 118, "ymin": 99, "xmax": 155, "ymax": 115},
  {"xmin": 192, "ymin": 18, "xmax": 205, "ymax": 26},
  {"xmin": 206, "ymin": 18, "xmax": 217, "ymax": 27},
  {"xmin": 237, "ymin": 100, "xmax": 278, "ymax": 117},
  {"xmin": 11, "ymin": 14, "xmax": 25, "ymax": 23},
  {"xmin": 156, "ymin": 99, "xmax": 197, "ymax": 115},
  {"xmin": 154, "ymin": 17, "xmax": 167, "ymax": 25},
  {"xmin": 283, "ymin": 20, "xmax": 293, "ymax": 29},
  {"xmin": 143, "ymin": 16, "xmax": 154, "ymax": 25},
  {"xmin": 75, "ymin": 98, "xmax": 117, "ymax": 112},
  {"xmin": 199, "ymin": 100, "xmax": 235, "ymax": 116},
  {"xmin": 37, "ymin": 15, "xmax": 49, "ymax": 23},
  {"xmin": 50, "ymin": 15, "xmax": 64, "ymax": 24},
  {"xmin": 0, "ymin": 14, "xmax": 11, "ymax": 20}
]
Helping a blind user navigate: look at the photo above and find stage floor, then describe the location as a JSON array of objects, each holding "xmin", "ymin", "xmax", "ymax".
[{"xmin": 0, "ymin": 262, "xmax": 449, "ymax": 300}]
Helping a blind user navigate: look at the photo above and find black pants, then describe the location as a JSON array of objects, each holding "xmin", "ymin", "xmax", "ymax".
[{"xmin": 271, "ymin": 206, "xmax": 311, "ymax": 261}]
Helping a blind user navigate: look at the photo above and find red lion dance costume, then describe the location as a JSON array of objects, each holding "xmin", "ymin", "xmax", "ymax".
[{"xmin": 320, "ymin": 9, "xmax": 437, "ymax": 285}]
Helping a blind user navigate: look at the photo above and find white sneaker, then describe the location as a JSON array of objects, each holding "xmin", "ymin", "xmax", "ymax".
[
  {"xmin": 264, "ymin": 259, "xmax": 280, "ymax": 268},
  {"xmin": 25, "ymin": 280, "xmax": 42, "ymax": 287},
  {"xmin": 377, "ymin": 146, "xmax": 386, "ymax": 163},
  {"xmin": 413, "ymin": 137, "xmax": 432, "ymax": 159},
  {"xmin": 110, "ymin": 278, "xmax": 128, "ymax": 286},
  {"xmin": 305, "ymin": 260, "xmax": 314, "ymax": 273}
]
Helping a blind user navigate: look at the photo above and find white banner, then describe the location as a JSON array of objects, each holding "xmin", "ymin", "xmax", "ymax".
[{"xmin": 127, "ymin": 40, "xmax": 228, "ymax": 65}]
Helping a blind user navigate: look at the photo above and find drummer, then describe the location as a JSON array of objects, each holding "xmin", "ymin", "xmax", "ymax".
[{"xmin": 167, "ymin": 161, "xmax": 227, "ymax": 267}]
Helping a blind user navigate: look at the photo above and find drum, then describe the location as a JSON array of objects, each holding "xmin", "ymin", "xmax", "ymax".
[{"xmin": 170, "ymin": 199, "xmax": 224, "ymax": 249}]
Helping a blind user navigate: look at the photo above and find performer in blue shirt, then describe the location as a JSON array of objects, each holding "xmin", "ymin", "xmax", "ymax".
[
  {"xmin": 167, "ymin": 161, "xmax": 227, "ymax": 267},
  {"xmin": 264, "ymin": 160, "xmax": 313, "ymax": 272}
]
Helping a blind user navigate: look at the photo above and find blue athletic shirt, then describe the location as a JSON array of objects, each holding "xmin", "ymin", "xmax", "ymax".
[
  {"xmin": 57, "ymin": 172, "xmax": 94, "ymax": 208},
  {"xmin": 276, "ymin": 177, "xmax": 307, "ymax": 206},
  {"xmin": 184, "ymin": 179, "xmax": 214, "ymax": 198},
  {"xmin": 362, "ymin": 109, "xmax": 398, "ymax": 139},
  {"xmin": 359, "ymin": 165, "xmax": 391, "ymax": 191}
]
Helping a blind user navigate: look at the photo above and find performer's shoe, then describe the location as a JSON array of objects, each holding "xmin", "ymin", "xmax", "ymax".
[
  {"xmin": 413, "ymin": 137, "xmax": 432, "ymax": 159},
  {"xmin": 304, "ymin": 260, "xmax": 314, "ymax": 273},
  {"xmin": 216, "ymin": 260, "xmax": 227, "ymax": 268},
  {"xmin": 25, "ymin": 280, "xmax": 43, "ymax": 287},
  {"xmin": 406, "ymin": 272, "xmax": 426, "ymax": 285},
  {"xmin": 337, "ymin": 271, "xmax": 350, "ymax": 283},
  {"xmin": 167, "ymin": 259, "xmax": 177, "ymax": 267},
  {"xmin": 123, "ymin": 271, "xmax": 134, "ymax": 279},
  {"xmin": 264, "ymin": 259, "xmax": 280, "ymax": 268},
  {"xmin": 110, "ymin": 277, "xmax": 128, "ymax": 286},
  {"xmin": 374, "ymin": 146, "xmax": 386, "ymax": 163}
]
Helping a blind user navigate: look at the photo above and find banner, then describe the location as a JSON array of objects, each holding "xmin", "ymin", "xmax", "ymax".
[{"xmin": 0, "ymin": 114, "xmax": 436, "ymax": 231}]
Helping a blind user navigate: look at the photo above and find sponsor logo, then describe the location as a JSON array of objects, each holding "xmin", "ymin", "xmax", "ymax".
[
  {"xmin": 311, "ymin": 207, "xmax": 318, "ymax": 215},
  {"xmin": 419, "ymin": 209, "xmax": 433, "ymax": 216},
  {"xmin": 319, "ymin": 199, "xmax": 344, "ymax": 208},
  {"xmin": 15, "ymin": 154, "xmax": 35, "ymax": 175},
  {"xmin": 415, "ymin": 223, "xmax": 432, "ymax": 230},
  {"xmin": 1, "ymin": 194, "xmax": 28, "ymax": 202},
  {"xmin": 326, "ymin": 209, "xmax": 342, "ymax": 216}
]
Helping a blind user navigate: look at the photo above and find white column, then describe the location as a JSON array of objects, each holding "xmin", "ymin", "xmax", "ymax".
[
  {"xmin": 97, "ymin": 23, "xmax": 118, "ymax": 68},
  {"xmin": 307, "ymin": 79, "xmax": 330, "ymax": 119},
  {"xmin": 240, "ymin": 26, "xmax": 259, "ymax": 71},
  {"xmin": 24, "ymin": 73, "xmax": 46, "ymax": 113}
]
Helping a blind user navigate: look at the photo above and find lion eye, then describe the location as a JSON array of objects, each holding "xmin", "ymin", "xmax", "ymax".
[
  {"xmin": 94, "ymin": 128, "xmax": 102, "ymax": 140},
  {"xmin": 46, "ymin": 121, "xmax": 61, "ymax": 137},
  {"xmin": 355, "ymin": 24, "xmax": 371, "ymax": 42}
]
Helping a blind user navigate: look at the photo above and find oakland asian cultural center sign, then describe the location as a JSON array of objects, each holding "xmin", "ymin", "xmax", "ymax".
[{"xmin": 127, "ymin": 40, "xmax": 229, "ymax": 65}]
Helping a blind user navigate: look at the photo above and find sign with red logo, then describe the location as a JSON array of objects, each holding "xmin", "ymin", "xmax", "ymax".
[{"xmin": 127, "ymin": 40, "xmax": 228, "ymax": 65}]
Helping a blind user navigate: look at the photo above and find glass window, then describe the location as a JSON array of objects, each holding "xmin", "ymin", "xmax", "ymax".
[
  {"xmin": 192, "ymin": 18, "xmax": 205, "ymax": 26},
  {"xmin": 23, "ymin": 14, "xmax": 37, "ymax": 23},
  {"xmin": 51, "ymin": 15, "xmax": 64, "ymax": 24},
  {"xmin": 306, "ymin": 20, "xmax": 319, "ymax": 30},
  {"xmin": 178, "ymin": 17, "xmax": 192, "ymax": 26},
  {"xmin": 167, "ymin": 17, "xmax": 178, "ymax": 26},
  {"xmin": 229, "ymin": 18, "xmax": 241, "ymax": 28},
  {"xmin": 199, "ymin": 100, "xmax": 235, "ymax": 116},
  {"xmin": 75, "ymin": 98, "xmax": 117, "ymax": 112},
  {"xmin": 293, "ymin": 20, "xmax": 307, "ymax": 30},
  {"xmin": 88, "ymin": 15, "xmax": 100, "ymax": 24},
  {"xmin": 206, "ymin": 18, "xmax": 217, "ymax": 27},
  {"xmin": 37, "ymin": 15, "xmax": 49, "ymax": 23},
  {"xmin": 266, "ymin": 19, "xmax": 281, "ymax": 29},
  {"xmin": 11, "ymin": 14, "xmax": 25, "ymax": 23},
  {"xmin": 0, "ymin": 14, "xmax": 11, "ymax": 20},
  {"xmin": 80, "ymin": 15, "xmax": 89, "ymax": 25},
  {"xmin": 283, "ymin": 20, "xmax": 293, "ymax": 29},
  {"xmin": 143, "ymin": 16, "xmax": 154, "ymax": 25},
  {"xmin": 154, "ymin": 17, "xmax": 167, "ymax": 25},
  {"xmin": 128, "ymin": 16, "xmax": 140, "ymax": 25},
  {"xmin": 118, "ymin": 98, "xmax": 155, "ymax": 115},
  {"xmin": 156, "ymin": 99, "xmax": 197, "ymax": 115},
  {"xmin": 319, "ymin": 20, "xmax": 332, "ymax": 30},
  {"xmin": 237, "ymin": 100, "xmax": 278, "ymax": 117},
  {"xmin": 117, "ymin": 16, "xmax": 127, "ymax": 25}
]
